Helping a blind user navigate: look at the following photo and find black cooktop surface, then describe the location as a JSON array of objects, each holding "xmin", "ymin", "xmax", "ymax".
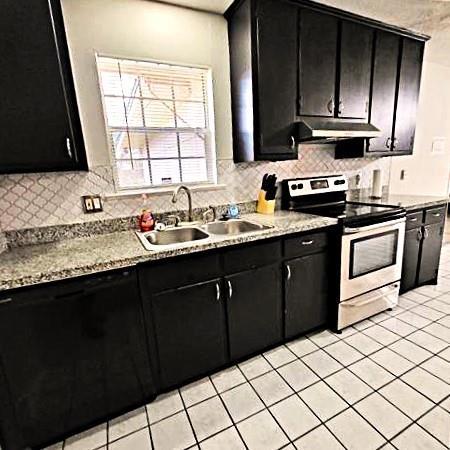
[{"xmin": 295, "ymin": 201, "xmax": 405, "ymax": 225}]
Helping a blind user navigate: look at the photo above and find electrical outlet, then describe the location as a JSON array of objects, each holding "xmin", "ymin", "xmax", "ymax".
[{"xmin": 82, "ymin": 195, "xmax": 103, "ymax": 213}]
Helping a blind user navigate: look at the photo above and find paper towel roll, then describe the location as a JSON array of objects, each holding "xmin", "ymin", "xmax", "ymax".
[{"xmin": 371, "ymin": 169, "xmax": 382, "ymax": 199}]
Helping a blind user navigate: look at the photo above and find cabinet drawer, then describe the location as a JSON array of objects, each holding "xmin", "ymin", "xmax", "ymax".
[
  {"xmin": 140, "ymin": 253, "xmax": 221, "ymax": 292},
  {"xmin": 223, "ymin": 240, "xmax": 281, "ymax": 273},
  {"xmin": 405, "ymin": 211, "xmax": 423, "ymax": 230},
  {"xmin": 284, "ymin": 232, "xmax": 328, "ymax": 258},
  {"xmin": 424, "ymin": 206, "xmax": 446, "ymax": 225}
]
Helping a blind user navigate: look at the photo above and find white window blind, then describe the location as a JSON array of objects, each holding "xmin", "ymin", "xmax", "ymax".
[{"xmin": 97, "ymin": 56, "xmax": 216, "ymax": 189}]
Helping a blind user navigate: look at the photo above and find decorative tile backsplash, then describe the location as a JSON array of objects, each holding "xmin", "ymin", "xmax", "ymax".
[{"xmin": 0, "ymin": 145, "xmax": 391, "ymax": 231}]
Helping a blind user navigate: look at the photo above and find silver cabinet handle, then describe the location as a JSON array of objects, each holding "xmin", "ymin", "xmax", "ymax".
[
  {"xmin": 386, "ymin": 137, "xmax": 392, "ymax": 149},
  {"xmin": 286, "ymin": 265, "xmax": 291, "ymax": 281},
  {"xmin": 290, "ymin": 136, "xmax": 295, "ymax": 150},
  {"xmin": 327, "ymin": 97, "xmax": 334, "ymax": 114},
  {"xmin": 409, "ymin": 217, "xmax": 418, "ymax": 222},
  {"xmin": 338, "ymin": 100, "xmax": 344, "ymax": 115},
  {"xmin": 66, "ymin": 137, "xmax": 73, "ymax": 159},
  {"xmin": 0, "ymin": 298, "xmax": 12, "ymax": 305},
  {"xmin": 433, "ymin": 213, "xmax": 441, "ymax": 217},
  {"xmin": 417, "ymin": 229, "xmax": 423, "ymax": 241},
  {"xmin": 393, "ymin": 137, "xmax": 397, "ymax": 149},
  {"xmin": 424, "ymin": 228, "xmax": 429, "ymax": 239},
  {"xmin": 216, "ymin": 283, "xmax": 220, "ymax": 302},
  {"xmin": 227, "ymin": 280, "xmax": 233, "ymax": 299},
  {"xmin": 301, "ymin": 240, "xmax": 314, "ymax": 246}
]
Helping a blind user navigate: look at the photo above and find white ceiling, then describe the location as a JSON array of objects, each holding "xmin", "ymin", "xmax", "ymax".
[{"xmin": 159, "ymin": 0, "xmax": 450, "ymax": 33}]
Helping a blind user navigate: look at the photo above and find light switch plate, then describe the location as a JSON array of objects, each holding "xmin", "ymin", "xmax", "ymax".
[
  {"xmin": 82, "ymin": 195, "xmax": 103, "ymax": 213},
  {"xmin": 431, "ymin": 137, "xmax": 446, "ymax": 154}
]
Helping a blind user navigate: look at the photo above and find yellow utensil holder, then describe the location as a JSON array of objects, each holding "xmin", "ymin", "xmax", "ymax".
[{"xmin": 256, "ymin": 190, "xmax": 275, "ymax": 215}]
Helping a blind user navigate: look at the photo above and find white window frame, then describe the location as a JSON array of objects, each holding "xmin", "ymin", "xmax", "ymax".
[{"xmin": 95, "ymin": 53, "xmax": 218, "ymax": 192}]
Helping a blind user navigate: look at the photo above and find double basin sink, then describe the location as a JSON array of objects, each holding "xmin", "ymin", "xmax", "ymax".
[{"xmin": 138, "ymin": 219, "xmax": 272, "ymax": 251}]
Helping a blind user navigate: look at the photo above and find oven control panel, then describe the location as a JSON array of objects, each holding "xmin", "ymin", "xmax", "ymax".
[{"xmin": 286, "ymin": 175, "xmax": 348, "ymax": 197}]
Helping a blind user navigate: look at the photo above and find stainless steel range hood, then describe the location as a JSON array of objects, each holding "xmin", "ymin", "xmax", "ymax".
[{"xmin": 298, "ymin": 117, "xmax": 381, "ymax": 144}]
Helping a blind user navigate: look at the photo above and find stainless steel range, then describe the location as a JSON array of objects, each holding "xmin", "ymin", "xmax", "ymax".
[{"xmin": 281, "ymin": 175, "xmax": 406, "ymax": 331}]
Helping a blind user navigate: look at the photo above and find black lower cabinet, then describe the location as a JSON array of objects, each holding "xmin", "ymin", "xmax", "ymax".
[
  {"xmin": 401, "ymin": 227, "xmax": 422, "ymax": 292},
  {"xmin": 285, "ymin": 252, "xmax": 330, "ymax": 339},
  {"xmin": 226, "ymin": 264, "xmax": 283, "ymax": 361},
  {"xmin": 401, "ymin": 205, "xmax": 446, "ymax": 293},
  {"xmin": 150, "ymin": 279, "xmax": 228, "ymax": 390},
  {"xmin": 418, "ymin": 223, "xmax": 444, "ymax": 285},
  {"xmin": 0, "ymin": 270, "xmax": 155, "ymax": 450}
]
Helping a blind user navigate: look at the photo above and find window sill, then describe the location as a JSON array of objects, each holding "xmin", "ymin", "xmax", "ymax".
[{"xmin": 103, "ymin": 183, "xmax": 227, "ymax": 200}]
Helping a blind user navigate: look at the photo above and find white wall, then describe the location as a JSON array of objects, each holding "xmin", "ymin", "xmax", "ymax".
[{"xmin": 61, "ymin": 0, "xmax": 233, "ymax": 166}]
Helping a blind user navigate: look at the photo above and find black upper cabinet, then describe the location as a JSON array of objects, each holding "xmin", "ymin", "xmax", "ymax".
[
  {"xmin": 368, "ymin": 31, "xmax": 401, "ymax": 153},
  {"xmin": 394, "ymin": 38, "xmax": 425, "ymax": 153},
  {"xmin": 0, "ymin": 0, "xmax": 87, "ymax": 174},
  {"xmin": 227, "ymin": 0, "xmax": 428, "ymax": 161},
  {"xmin": 0, "ymin": 270, "xmax": 155, "ymax": 450},
  {"xmin": 298, "ymin": 9, "xmax": 338, "ymax": 117},
  {"xmin": 338, "ymin": 21, "xmax": 373, "ymax": 119},
  {"xmin": 227, "ymin": 0, "xmax": 298, "ymax": 161},
  {"xmin": 226, "ymin": 264, "xmax": 283, "ymax": 360},
  {"xmin": 256, "ymin": 0, "xmax": 298, "ymax": 157},
  {"xmin": 150, "ymin": 279, "xmax": 228, "ymax": 390}
]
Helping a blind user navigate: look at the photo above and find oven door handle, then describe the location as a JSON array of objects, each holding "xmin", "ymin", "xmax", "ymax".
[{"xmin": 343, "ymin": 217, "xmax": 406, "ymax": 235}]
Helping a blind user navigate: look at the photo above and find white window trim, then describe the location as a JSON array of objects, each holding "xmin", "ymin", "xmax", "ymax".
[{"xmin": 95, "ymin": 52, "xmax": 218, "ymax": 192}]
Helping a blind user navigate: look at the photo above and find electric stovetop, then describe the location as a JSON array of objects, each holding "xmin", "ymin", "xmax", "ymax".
[{"xmin": 281, "ymin": 175, "xmax": 406, "ymax": 227}]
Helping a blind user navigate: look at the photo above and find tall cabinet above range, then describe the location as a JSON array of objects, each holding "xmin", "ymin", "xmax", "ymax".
[{"xmin": 226, "ymin": 0, "xmax": 429, "ymax": 162}]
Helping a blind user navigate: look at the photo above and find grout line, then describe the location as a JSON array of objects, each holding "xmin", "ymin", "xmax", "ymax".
[
  {"xmin": 234, "ymin": 361, "xmax": 295, "ymax": 447},
  {"xmin": 177, "ymin": 387, "xmax": 201, "ymax": 448},
  {"xmin": 206, "ymin": 374, "xmax": 249, "ymax": 449}
]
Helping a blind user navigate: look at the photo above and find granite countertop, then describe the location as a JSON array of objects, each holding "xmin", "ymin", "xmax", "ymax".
[
  {"xmin": 0, "ymin": 211, "xmax": 337, "ymax": 292},
  {"xmin": 352, "ymin": 192, "xmax": 448, "ymax": 211}
]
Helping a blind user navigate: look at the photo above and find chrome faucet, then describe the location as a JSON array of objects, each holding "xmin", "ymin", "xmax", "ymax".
[{"xmin": 172, "ymin": 185, "xmax": 193, "ymax": 222}]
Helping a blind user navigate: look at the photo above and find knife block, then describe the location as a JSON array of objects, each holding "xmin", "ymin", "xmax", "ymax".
[{"xmin": 256, "ymin": 190, "xmax": 275, "ymax": 215}]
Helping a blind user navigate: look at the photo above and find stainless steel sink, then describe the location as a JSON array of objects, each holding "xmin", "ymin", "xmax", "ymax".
[
  {"xmin": 202, "ymin": 219, "xmax": 271, "ymax": 235},
  {"xmin": 137, "ymin": 227, "xmax": 209, "ymax": 250}
]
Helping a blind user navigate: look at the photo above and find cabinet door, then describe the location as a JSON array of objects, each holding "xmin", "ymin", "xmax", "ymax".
[
  {"xmin": 368, "ymin": 32, "xmax": 400, "ymax": 153},
  {"xmin": 285, "ymin": 252, "xmax": 329, "ymax": 339},
  {"xmin": 226, "ymin": 265, "xmax": 283, "ymax": 360},
  {"xmin": 0, "ymin": 271, "xmax": 154, "ymax": 450},
  {"xmin": 338, "ymin": 21, "xmax": 373, "ymax": 119},
  {"xmin": 400, "ymin": 227, "xmax": 422, "ymax": 293},
  {"xmin": 256, "ymin": 0, "xmax": 298, "ymax": 157},
  {"xmin": 394, "ymin": 38, "xmax": 424, "ymax": 153},
  {"xmin": 418, "ymin": 223, "xmax": 444, "ymax": 285},
  {"xmin": 151, "ymin": 279, "xmax": 227, "ymax": 389},
  {"xmin": 0, "ymin": 0, "xmax": 86, "ymax": 173},
  {"xmin": 299, "ymin": 9, "xmax": 338, "ymax": 117}
]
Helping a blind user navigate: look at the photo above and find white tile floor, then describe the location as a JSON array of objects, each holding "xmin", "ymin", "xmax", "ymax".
[{"xmin": 47, "ymin": 246, "xmax": 450, "ymax": 450}]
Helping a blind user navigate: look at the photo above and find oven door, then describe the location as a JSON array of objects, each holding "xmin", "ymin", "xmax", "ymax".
[{"xmin": 340, "ymin": 218, "xmax": 406, "ymax": 301}]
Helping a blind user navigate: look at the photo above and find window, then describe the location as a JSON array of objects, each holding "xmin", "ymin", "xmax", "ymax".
[{"xmin": 97, "ymin": 56, "xmax": 216, "ymax": 189}]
